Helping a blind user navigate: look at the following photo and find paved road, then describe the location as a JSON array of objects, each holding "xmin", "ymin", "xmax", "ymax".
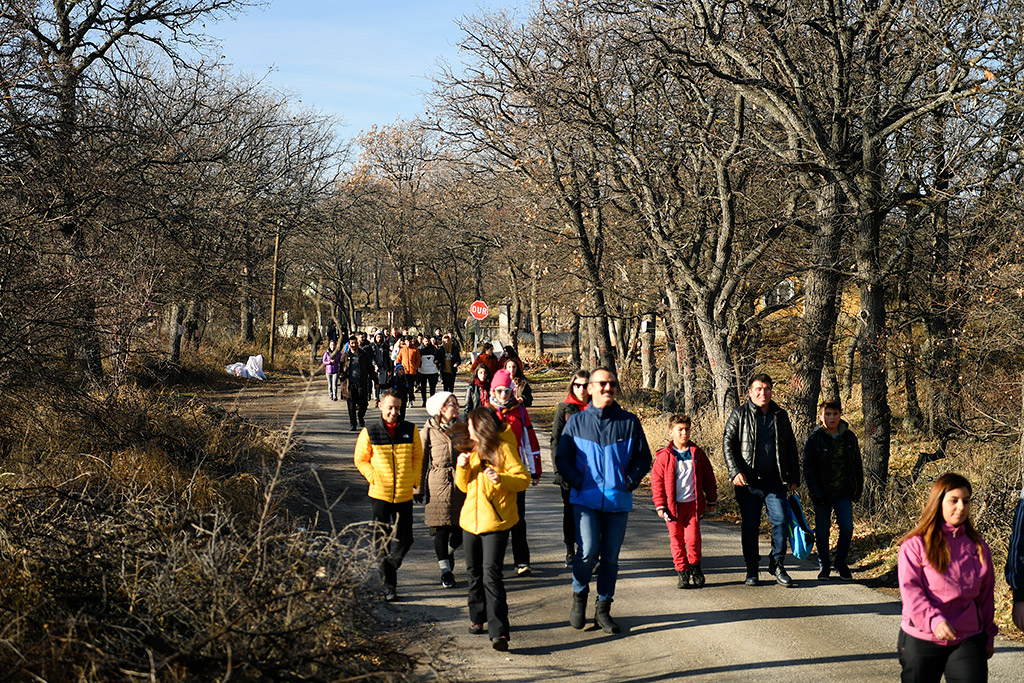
[{"xmin": 233, "ymin": 374, "xmax": 1024, "ymax": 682}]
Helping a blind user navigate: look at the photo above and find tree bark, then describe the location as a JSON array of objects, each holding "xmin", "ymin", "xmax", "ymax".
[
  {"xmin": 570, "ymin": 310, "xmax": 582, "ymax": 368},
  {"xmin": 641, "ymin": 312, "xmax": 656, "ymax": 389},
  {"xmin": 530, "ymin": 259, "xmax": 545, "ymax": 355}
]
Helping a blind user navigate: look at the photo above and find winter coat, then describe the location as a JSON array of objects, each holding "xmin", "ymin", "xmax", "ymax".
[
  {"xmin": 419, "ymin": 344, "xmax": 440, "ymax": 375},
  {"xmin": 420, "ymin": 418, "xmax": 466, "ymax": 528},
  {"xmin": 494, "ymin": 401, "xmax": 542, "ymax": 476},
  {"xmin": 899, "ymin": 523, "xmax": 997, "ymax": 649},
  {"xmin": 550, "ymin": 399, "xmax": 585, "ymax": 488},
  {"xmin": 353, "ymin": 418, "xmax": 423, "ymax": 504},
  {"xmin": 555, "ymin": 401, "xmax": 652, "ymax": 513},
  {"xmin": 470, "ymin": 352, "xmax": 500, "ymax": 377},
  {"xmin": 722, "ymin": 399, "xmax": 800, "ymax": 487},
  {"xmin": 396, "ymin": 346, "xmax": 421, "ymax": 375},
  {"xmin": 455, "ymin": 426, "xmax": 531, "ymax": 535},
  {"xmin": 463, "ymin": 382, "xmax": 489, "ymax": 421},
  {"xmin": 440, "ymin": 340, "xmax": 462, "ymax": 373},
  {"xmin": 339, "ymin": 346, "xmax": 373, "ymax": 399},
  {"xmin": 802, "ymin": 421, "xmax": 863, "ymax": 504},
  {"xmin": 651, "ymin": 443, "xmax": 718, "ymax": 519},
  {"xmin": 322, "ymin": 348, "xmax": 341, "ymax": 374},
  {"xmin": 371, "ymin": 342, "xmax": 393, "ymax": 385}
]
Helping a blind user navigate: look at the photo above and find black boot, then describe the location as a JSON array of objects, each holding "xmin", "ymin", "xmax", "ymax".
[
  {"xmin": 569, "ymin": 589, "xmax": 588, "ymax": 629},
  {"xmin": 690, "ymin": 563, "xmax": 706, "ymax": 588},
  {"xmin": 594, "ymin": 599, "xmax": 621, "ymax": 634},
  {"xmin": 677, "ymin": 568, "xmax": 691, "ymax": 589}
]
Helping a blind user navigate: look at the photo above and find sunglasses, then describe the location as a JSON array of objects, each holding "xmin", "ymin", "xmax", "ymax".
[
  {"xmin": 572, "ymin": 382, "xmax": 588, "ymax": 388},
  {"xmin": 492, "ymin": 386, "xmax": 513, "ymax": 394},
  {"xmin": 590, "ymin": 380, "xmax": 619, "ymax": 389}
]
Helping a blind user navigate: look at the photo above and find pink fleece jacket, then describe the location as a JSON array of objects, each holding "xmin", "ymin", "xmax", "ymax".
[{"xmin": 898, "ymin": 522, "xmax": 997, "ymax": 648}]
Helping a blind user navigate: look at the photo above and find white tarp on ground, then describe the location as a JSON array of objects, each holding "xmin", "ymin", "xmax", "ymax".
[{"xmin": 225, "ymin": 354, "xmax": 266, "ymax": 380}]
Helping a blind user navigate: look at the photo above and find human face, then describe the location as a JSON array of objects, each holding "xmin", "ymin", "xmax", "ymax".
[
  {"xmin": 440, "ymin": 396, "xmax": 459, "ymax": 422},
  {"xmin": 571, "ymin": 378, "xmax": 589, "ymax": 401},
  {"xmin": 476, "ymin": 366, "xmax": 488, "ymax": 381},
  {"xmin": 491, "ymin": 385, "xmax": 514, "ymax": 402},
  {"xmin": 589, "ymin": 370, "xmax": 618, "ymax": 409},
  {"xmin": 670, "ymin": 423, "xmax": 690, "ymax": 449},
  {"xmin": 504, "ymin": 360, "xmax": 517, "ymax": 374},
  {"xmin": 749, "ymin": 381, "xmax": 772, "ymax": 411},
  {"xmin": 942, "ymin": 487, "xmax": 971, "ymax": 527},
  {"xmin": 821, "ymin": 407, "xmax": 842, "ymax": 434},
  {"xmin": 380, "ymin": 396, "xmax": 402, "ymax": 425}
]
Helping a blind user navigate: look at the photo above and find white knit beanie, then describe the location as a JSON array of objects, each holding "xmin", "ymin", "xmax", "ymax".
[{"xmin": 425, "ymin": 391, "xmax": 455, "ymax": 417}]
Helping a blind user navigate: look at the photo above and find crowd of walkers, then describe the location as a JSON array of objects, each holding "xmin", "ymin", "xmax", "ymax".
[{"xmin": 346, "ymin": 337, "xmax": 1021, "ymax": 677}]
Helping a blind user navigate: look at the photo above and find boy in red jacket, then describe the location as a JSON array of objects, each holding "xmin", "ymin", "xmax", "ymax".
[{"xmin": 651, "ymin": 414, "xmax": 718, "ymax": 589}]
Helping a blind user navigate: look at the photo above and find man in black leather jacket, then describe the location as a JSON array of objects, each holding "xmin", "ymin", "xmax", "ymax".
[{"xmin": 723, "ymin": 373, "xmax": 800, "ymax": 587}]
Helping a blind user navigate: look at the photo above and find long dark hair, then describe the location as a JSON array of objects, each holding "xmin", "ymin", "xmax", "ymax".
[
  {"xmin": 468, "ymin": 407, "xmax": 503, "ymax": 468},
  {"xmin": 901, "ymin": 472, "xmax": 985, "ymax": 573},
  {"xmin": 565, "ymin": 369, "xmax": 590, "ymax": 400}
]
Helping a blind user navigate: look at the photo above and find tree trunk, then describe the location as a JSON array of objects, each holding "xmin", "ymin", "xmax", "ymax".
[
  {"xmin": 690, "ymin": 292, "xmax": 739, "ymax": 419},
  {"xmin": 641, "ymin": 312, "xmax": 656, "ymax": 389},
  {"xmin": 570, "ymin": 310, "xmax": 582, "ymax": 368},
  {"xmin": 842, "ymin": 318, "xmax": 864, "ymax": 401},
  {"xmin": 240, "ymin": 266, "xmax": 255, "ymax": 343},
  {"xmin": 168, "ymin": 302, "xmax": 184, "ymax": 365},
  {"xmin": 530, "ymin": 259, "xmax": 545, "ymax": 355},
  {"xmin": 791, "ymin": 188, "xmax": 844, "ymax": 439}
]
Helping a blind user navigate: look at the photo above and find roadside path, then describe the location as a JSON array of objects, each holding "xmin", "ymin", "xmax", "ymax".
[{"xmin": 230, "ymin": 374, "xmax": 1024, "ymax": 682}]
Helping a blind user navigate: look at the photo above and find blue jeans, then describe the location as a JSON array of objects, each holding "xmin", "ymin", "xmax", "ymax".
[
  {"xmin": 813, "ymin": 497, "xmax": 854, "ymax": 569},
  {"xmin": 573, "ymin": 505, "xmax": 629, "ymax": 602},
  {"xmin": 735, "ymin": 483, "xmax": 789, "ymax": 568}
]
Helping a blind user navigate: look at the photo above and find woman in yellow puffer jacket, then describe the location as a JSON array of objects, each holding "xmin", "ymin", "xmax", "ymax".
[{"xmin": 455, "ymin": 407, "xmax": 530, "ymax": 651}]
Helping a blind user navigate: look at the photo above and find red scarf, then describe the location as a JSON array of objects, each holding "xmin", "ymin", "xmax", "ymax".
[{"xmin": 565, "ymin": 392, "xmax": 589, "ymax": 409}]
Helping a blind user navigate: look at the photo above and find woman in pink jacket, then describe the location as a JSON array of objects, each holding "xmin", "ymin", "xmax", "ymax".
[{"xmin": 897, "ymin": 472, "xmax": 996, "ymax": 682}]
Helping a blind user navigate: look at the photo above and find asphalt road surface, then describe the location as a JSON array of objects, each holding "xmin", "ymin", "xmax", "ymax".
[{"xmin": 233, "ymin": 375, "xmax": 1024, "ymax": 682}]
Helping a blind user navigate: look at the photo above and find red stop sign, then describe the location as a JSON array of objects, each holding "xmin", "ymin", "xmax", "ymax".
[{"xmin": 470, "ymin": 300, "xmax": 489, "ymax": 320}]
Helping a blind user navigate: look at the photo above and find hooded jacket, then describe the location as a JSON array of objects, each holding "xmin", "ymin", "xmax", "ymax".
[
  {"xmin": 354, "ymin": 418, "xmax": 423, "ymax": 504},
  {"xmin": 802, "ymin": 421, "xmax": 863, "ymax": 504},
  {"xmin": 722, "ymin": 399, "xmax": 800, "ymax": 487},
  {"xmin": 899, "ymin": 523, "xmax": 997, "ymax": 649},
  {"xmin": 555, "ymin": 401, "xmax": 652, "ymax": 513},
  {"xmin": 651, "ymin": 442, "xmax": 718, "ymax": 519},
  {"xmin": 1007, "ymin": 485, "xmax": 1024, "ymax": 602},
  {"xmin": 455, "ymin": 427, "xmax": 531, "ymax": 534}
]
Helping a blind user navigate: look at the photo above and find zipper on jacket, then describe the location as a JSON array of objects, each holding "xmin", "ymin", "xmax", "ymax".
[{"xmin": 487, "ymin": 495, "xmax": 504, "ymax": 522}]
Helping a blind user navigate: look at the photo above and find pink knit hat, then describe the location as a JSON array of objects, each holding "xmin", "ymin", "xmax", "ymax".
[{"xmin": 490, "ymin": 369, "xmax": 512, "ymax": 390}]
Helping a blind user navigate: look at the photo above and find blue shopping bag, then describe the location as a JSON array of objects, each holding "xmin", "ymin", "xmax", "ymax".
[{"xmin": 787, "ymin": 493, "xmax": 815, "ymax": 561}]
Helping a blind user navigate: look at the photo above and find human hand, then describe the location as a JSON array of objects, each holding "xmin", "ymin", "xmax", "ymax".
[
  {"xmin": 457, "ymin": 453, "xmax": 470, "ymax": 468},
  {"xmin": 485, "ymin": 467, "xmax": 499, "ymax": 483},
  {"xmin": 788, "ymin": 482, "xmax": 798, "ymax": 492},
  {"xmin": 933, "ymin": 621, "xmax": 957, "ymax": 641},
  {"xmin": 987, "ymin": 645, "xmax": 995, "ymax": 659},
  {"xmin": 658, "ymin": 509, "xmax": 675, "ymax": 522},
  {"xmin": 732, "ymin": 472, "xmax": 748, "ymax": 487}
]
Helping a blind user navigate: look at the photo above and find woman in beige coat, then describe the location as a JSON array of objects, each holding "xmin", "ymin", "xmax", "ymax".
[{"xmin": 420, "ymin": 391, "xmax": 466, "ymax": 588}]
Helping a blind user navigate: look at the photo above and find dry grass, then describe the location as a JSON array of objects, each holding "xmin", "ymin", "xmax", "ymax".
[{"xmin": 0, "ymin": 362, "xmax": 417, "ymax": 680}]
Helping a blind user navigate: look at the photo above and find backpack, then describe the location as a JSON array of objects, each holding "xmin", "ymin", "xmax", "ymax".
[{"xmin": 787, "ymin": 493, "xmax": 815, "ymax": 561}]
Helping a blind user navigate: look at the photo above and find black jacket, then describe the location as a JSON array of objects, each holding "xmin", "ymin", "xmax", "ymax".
[
  {"xmin": 550, "ymin": 400, "xmax": 584, "ymax": 488},
  {"xmin": 802, "ymin": 422, "xmax": 863, "ymax": 504},
  {"xmin": 722, "ymin": 400, "xmax": 800, "ymax": 487}
]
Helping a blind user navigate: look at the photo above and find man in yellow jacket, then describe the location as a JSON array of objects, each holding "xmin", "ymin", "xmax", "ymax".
[{"xmin": 354, "ymin": 388, "xmax": 424, "ymax": 601}]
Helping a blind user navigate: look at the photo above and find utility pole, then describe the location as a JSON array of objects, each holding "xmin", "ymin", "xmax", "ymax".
[{"xmin": 268, "ymin": 221, "xmax": 281, "ymax": 367}]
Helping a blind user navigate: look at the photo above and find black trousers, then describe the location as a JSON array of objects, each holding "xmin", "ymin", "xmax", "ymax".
[
  {"xmin": 370, "ymin": 499, "xmax": 414, "ymax": 589},
  {"xmin": 418, "ymin": 373, "xmax": 439, "ymax": 402},
  {"xmin": 511, "ymin": 490, "xmax": 530, "ymax": 566},
  {"xmin": 465, "ymin": 528, "xmax": 511, "ymax": 639},
  {"xmin": 560, "ymin": 485, "xmax": 575, "ymax": 552},
  {"xmin": 432, "ymin": 525, "xmax": 463, "ymax": 562},
  {"xmin": 347, "ymin": 385, "xmax": 369, "ymax": 428},
  {"xmin": 898, "ymin": 630, "xmax": 988, "ymax": 683},
  {"xmin": 441, "ymin": 372, "xmax": 457, "ymax": 393}
]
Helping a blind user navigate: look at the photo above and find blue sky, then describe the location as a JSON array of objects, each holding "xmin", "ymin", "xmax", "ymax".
[{"xmin": 205, "ymin": 1, "xmax": 522, "ymax": 141}]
